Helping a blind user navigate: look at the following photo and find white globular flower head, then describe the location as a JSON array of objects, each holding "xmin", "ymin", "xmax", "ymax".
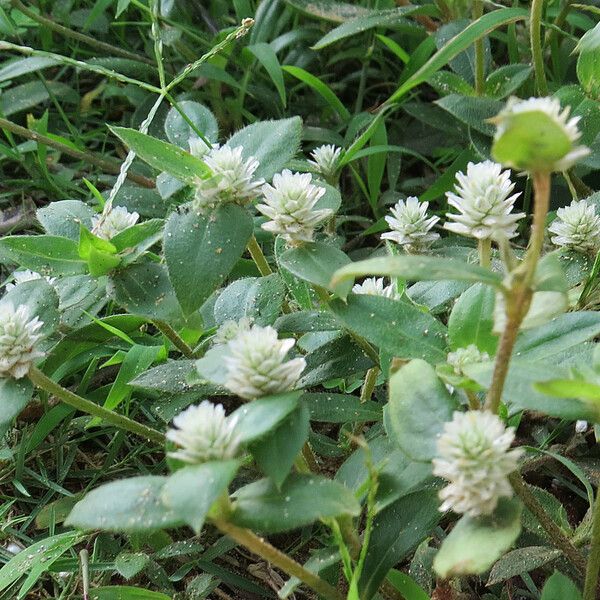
[
  {"xmin": 0, "ymin": 303, "xmax": 44, "ymax": 379},
  {"xmin": 381, "ymin": 197, "xmax": 440, "ymax": 252},
  {"xmin": 92, "ymin": 206, "xmax": 139, "ymax": 240},
  {"xmin": 5, "ymin": 270, "xmax": 56, "ymax": 291},
  {"xmin": 447, "ymin": 344, "xmax": 490, "ymax": 376},
  {"xmin": 166, "ymin": 401, "xmax": 241, "ymax": 464},
  {"xmin": 548, "ymin": 199, "xmax": 600, "ymax": 254},
  {"xmin": 224, "ymin": 324, "xmax": 306, "ymax": 400},
  {"xmin": 492, "ymin": 96, "xmax": 589, "ymax": 172},
  {"xmin": 432, "ymin": 410, "xmax": 523, "ymax": 517},
  {"xmin": 444, "ymin": 161, "xmax": 524, "ymax": 241},
  {"xmin": 257, "ymin": 170, "xmax": 332, "ymax": 245},
  {"xmin": 308, "ymin": 144, "xmax": 342, "ymax": 179},
  {"xmin": 352, "ymin": 277, "xmax": 400, "ymax": 300},
  {"xmin": 193, "ymin": 145, "xmax": 263, "ymax": 210},
  {"xmin": 213, "ymin": 317, "xmax": 253, "ymax": 346}
]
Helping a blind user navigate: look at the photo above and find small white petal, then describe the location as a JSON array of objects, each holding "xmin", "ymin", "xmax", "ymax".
[
  {"xmin": 352, "ymin": 277, "xmax": 400, "ymax": 300},
  {"xmin": 5, "ymin": 270, "xmax": 55, "ymax": 291}
]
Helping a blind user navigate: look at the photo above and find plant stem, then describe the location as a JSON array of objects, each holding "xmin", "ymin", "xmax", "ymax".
[
  {"xmin": 210, "ymin": 517, "xmax": 345, "ymax": 600},
  {"xmin": 583, "ymin": 492, "xmax": 600, "ymax": 599},
  {"xmin": 28, "ymin": 366, "xmax": 165, "ymax": 445},
  {"xmin": 11, "ymin": 0, "xmax": 155, "ymax": 66},
  {"xmin": 473, "ymin": 0, "xmax": 485, "ymax": 95},
  {"xmin": 509, "ymin": 473, "xmax": 587, "ymax": 578},
  {"xmin": 154, "ymin": 320, "xmax": 195, "ymax": 358},
  {"xmin": 247, "ymin": 236, "xmax": 273, "ymax": 276},
  {"xmin": 478, "ymin": 238, "xmax": 491, "ymax": 268},
  {"xmin": 0, "ymin": 117, "xmax": 155, "ymax": 188},
  {"xmin": 484, "ymin": 172, "xmax": 550, "ymax": 413},
  {"xmin": 530, "ymin": 0, "xmax": 549, "ymax": 95}
]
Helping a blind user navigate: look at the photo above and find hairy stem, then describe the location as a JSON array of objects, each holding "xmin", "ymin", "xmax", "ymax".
[
  {"xmin": 247, "ymin": 236, "xmax": 273, "ymax": 276},
  {"xmin": 583, "ymin": 492, "xmax": 600, "ymax": 599},
  {"xmin": 478, "ymin": 238, "xmax": 491, "ymax": 268},
  {"xmin": 530, "ymin": 0, "xmax": 549, "ymax": 95},
  {"xmin": 473, "ymin": 0, "xmax": 485, "ymax": 95},
  {"xmin": 28, "ymin": 366, "xmax": 165, "ymax": 444},
  {"xmin": 510, "ymin": 473, "xmax": 587, "ymax": 578},
  {"xmin": 154, "ymin": 320, "xmax": 195, "ymax": 359},
  {"xmin": 0, "ymin": 117, "xmax": 154, "ymax": 188},
  {"xmin": 210, "ymin": 517, "xmax": 345, "ymax": 600}
]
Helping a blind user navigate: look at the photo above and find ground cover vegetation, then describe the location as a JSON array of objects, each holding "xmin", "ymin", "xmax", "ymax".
[{"xmin": 1, "ymin": 0, "xmax": 600, "ymax": 599}]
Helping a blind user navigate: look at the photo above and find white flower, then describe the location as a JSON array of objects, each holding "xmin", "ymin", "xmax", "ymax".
[
  {"xmin": 167, "ymin": 401, "xmax": 241, "ymax": 464},
  {"xmin": 575, "ymin": 420, "xmax": 589, "ymax": 434},
  {"xmin": 193, "ymin": 145, "xmax": 263, "ymax": 210},
  {"xmin": 224, "ymin": 324, "xmax": 305, "ymax": 400},
  {"xmin": 432, "ymin": 410, "xmax": 523, "ymax": 517},
  {"xmin": 493, "ymin": 96, "xmax": 589, "ymax": 172},
  {"xmin": 92, "ymin": 206, "xmax": 139, "ymax": 240},
  {"xmin": 5, "ymin": 270, "xmax": 55, "ymax": 291},
  {"xmin": 213, "ymin": 317, "xmax": 252, "ymax": 346},
  {"xmin": 444, "ymin": 161, "xmax": 524, "ymax": 241},
  {"xmin": 447, "ymin": 345, "xmax": 490, "ymax": 376},
  {"xmin": 188, "ymin": 136, "xmax": 213, "ymax": 158},
  {"xmin": 257, "ymin": 170, "xmax": 332, "ymax": 244},
  {"xmin": 352, "ymin": 277, "xmax": 400, "ymax": 300},
  {"xmin": 308, "ymin": 144, "xmax": 342, "ymax": 179},
  {"xmin": 548, "ymin": 199, "xmax": 600, "ymax": 254},
  {"xmin": 381, "ymin": 197, "xmax": 439, "ymax": 252},
  {"xmin": 0, "ymin": 303, "xmax": 44, "ymax": 379}
]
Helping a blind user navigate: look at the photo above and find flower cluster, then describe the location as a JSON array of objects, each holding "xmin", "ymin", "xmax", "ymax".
[
  {"xmin": 167, "ymin": 401, "xmax": 241, "ymax": 464},
  {"xmin": 92, "ymin": 206, "xmax": 139, "ymax": 240},
  {"xmin": 548, "ymin": 199, "xmax": 600, "ymax": 254},
  {"xmin": 381, "ymin": 197, "xmax": 439, "ymax": 252},
  {"xmin": 444, "ymin": 161, "xmax": 523, "ymax": 241},
  {"xmin": 213, "ymin": 317, "xmax": 253, "ymax": 346},
  {"xmin": 193, "ymin": 145, "xmax": 263, "ymax": 210},
  {"xmin": 257, "ymin": 170, "xmax": 332, "ymax": 244},
  {"xmin": 223, "ymin": 324, "xmax": 306, "ymax": 400},
  {"xmin": 5, "ymin": 270, "xmax": 55, "ymax": 291},
  {"xmin": 447, "ymin": 345, "xmax": 490, "ymax": 376},
  {"xmin": 352, "ymin": 277, "xmax": 399, "ymax": 300},
  {"xmin": 433, "ymin": 410, "xmax": 523, "ymax": 517},
  {"xmin": 0, "ymin": 303, "xmax": 44, "ymax": 379},
  {"xmin": 308, "ymin": 144, "xmax": 342, "ymax": 180}
]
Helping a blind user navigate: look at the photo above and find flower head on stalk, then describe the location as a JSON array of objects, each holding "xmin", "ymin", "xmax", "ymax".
[
  {"xmin": 381, "ymin": 197, "xmax": 439, "ymax": 252},
  {"xmin": 308, "ymin": 145, "xmax": 342, "ymax": 180},
  {"xmin": 444, "ymin": 161, "xmax": 524, "ymax": 241},
  {"xmin": 432, "ymin": 410, "xmax": 523, "ymax": 517},
  {"xmin": 92, "ymin": 206, "xmax": 139, "ymax": 240},
  {"xmin": 0, "ymin": 303, "xmax": 44, "ymax": 379},
  {"xmin": 447, "ymin": 345, "xmax": 490, "ymax": 376},
  {"xmin": 352, "ymin": 277, "xmax": 400, "ymax": 300},
  {"xmin": 548, "ymin": 199, "xmax": 600, "ymax": 254}
]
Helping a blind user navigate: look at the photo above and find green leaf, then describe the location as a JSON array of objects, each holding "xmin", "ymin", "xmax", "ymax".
[
  {"xmin": 448, "ymin": 283, "xmax": 497, "ymax": 353},
  {"xmin": 164, "ymin": 100, "xmax": 218, "ymax": 149},
  {"xmin": 164, "ymin": 205, "xmax": 253, "ymax": 315},
  {"xmin": 540, "ymin": 571, "xmax": 582, "ymax": 600},
  {"xmin": 359, "ymin": 490, "xmax": 441, "ymax": 600},
  {"xmin": 330, "ymin": 295, "xmax": 448, "ymax": 364},
  {"xmin": 232, "ymin": 474, "xmax": 360, "ymax": 533},
  {"xmin": 282, "ymin": 66, "xmax": 350, "ymax": 120},
  {"xmin": 78, "ymin": 225, "xmax": 121, "ymax": 276},
  {"xmin": 232, "ymin": 392, "xmax": 302, "ymax": 443},
  {"xmin": 313, "ymin": 6, "xmax": 433, "ymax": 50},
  {"xmin": 227, "ymin": 117, "xmax": 302, "ymax": 181},
  {"xmin": 0, "ymin": 531, "xmax": 83, "ymax": 599},
  {"xmin": 433, "ymin": 498, "xmax": 522, "ymax": 578},
  {"xmin": 388, "ymin": 8, "xmax": 528, "ymax": 104},
  {"xmin": 86, "ymin": 587, "xmax": 171, "ymax": 600},
  {"xmin": 250, "ymin": 404, "xmax": 310, "ymax": 488},
  {"xmin": 0, "ymin": 235, "xmax": 87, "ymax": 275},
  {"xmin": 386, "ymin": 570, "xmax": 430, "ymax": 600},
  {"xmin": 485, "ymin": 64, "xmax": 532, "ymax": 99},
  {"xmin": 284, "ymin": 0, "xmax": 369, "ymax": 22},
  {"xmin": 66, "ymin": 476, "xmax": 183, "ymax": 532},
  {"xmin": 114, "ymin": 553, "xmax": 150, "ymax": 580},
  {"xmin": 161, "ymin": 460, "xmax": 240, "ymax": 533},
  {"xmin": 278, "ymin": 241, "xmax": 351, "ymax": 295},
  {"xmin": 487, "ymin": 547, "xmax": 561, "ymax": 586},
  {"xmin": 0, "ymin": 378, "xmax": 33, "ymax": 429},
  {"xmin": 436, "ymin": 94, "xmax": 502, "ymax": 136},
  {"xmin": 36, "ymin": 200, "xmax": 94, "ymax": 240},
  {"xmin": 387, "ymin": 359, "xmax": 457, "ymax": 461},
  {"xmin": 248, "ymin": 43, "xmax": 286, "ymax": 107},
  {"xmin": 331, "ymin": 255, "xmax": 502, "ymax": 298},
  {"xmin": 110, "ymin": 126, "xmax": 210, "ymax": 183},
  {"xmin": 302, "ymin": 392, "xmax": 381, "ymax": 423},
  {"xmin": 535, "ymin": 378, "xmax": 600, "ymax": 403}
]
